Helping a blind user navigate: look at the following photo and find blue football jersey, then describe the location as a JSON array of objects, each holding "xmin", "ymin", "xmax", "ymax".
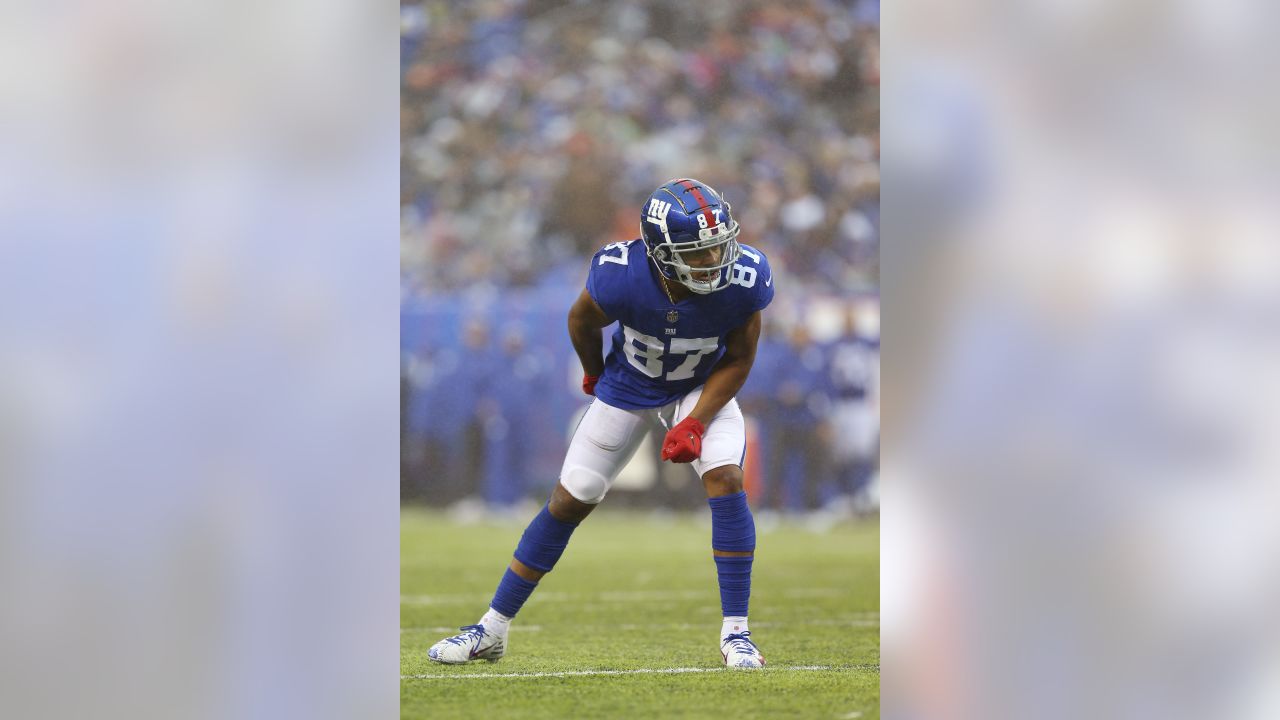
[
  {"xmin": 585, "ymin": 239, "xmax": 774, "ymax": 409},
  {"xmin": 829, "ymin": 336, "xmax": 880, "ymax": 401}
]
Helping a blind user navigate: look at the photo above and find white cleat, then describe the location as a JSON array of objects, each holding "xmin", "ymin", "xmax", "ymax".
[
  {"xmin": 721, "ymin": 631, "xmax": 765, "ymax": 669},
  {"xmin": 428, "ymin": 624, "xmax": 506, "ymax": 664}
]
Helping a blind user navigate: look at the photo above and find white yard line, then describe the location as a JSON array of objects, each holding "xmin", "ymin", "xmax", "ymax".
[
  {"xmin": 402, "ymin": 618, "xmax": 876, "ymax": 634},
  {"xmin": 402, "ymin": 589, "xmax": 872, "ymax": 605},
  {"xmin": 403, "ymin": 625, "xmax": 542, "ymax": 633},
  {"xmin": 402, "ymin": 664, "xmax": 878, "ymax": 680},
  {"xmin": 608, "ymin": 618, "xmax": 879, "ymax": 631}
]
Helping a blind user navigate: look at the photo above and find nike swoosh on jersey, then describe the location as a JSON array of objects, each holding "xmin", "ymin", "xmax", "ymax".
[{"xmin": 764, "ymin": 274, "xmax": 773, "ymax": 287}]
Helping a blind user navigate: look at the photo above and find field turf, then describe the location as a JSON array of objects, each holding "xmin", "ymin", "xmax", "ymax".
[{"xmin": 402, "ymin": 506, "xmax": 880, "ymax": 719}]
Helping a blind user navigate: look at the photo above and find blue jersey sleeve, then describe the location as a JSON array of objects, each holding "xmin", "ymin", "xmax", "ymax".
[{"xmin": 585, "ymin": 241, "xmax": 633, "ymax": 319}]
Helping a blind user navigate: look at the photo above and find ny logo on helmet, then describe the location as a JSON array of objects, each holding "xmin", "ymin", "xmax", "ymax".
[{"xmin": 646, "ymin": 199, "xmax": 672, "ymax": 224}]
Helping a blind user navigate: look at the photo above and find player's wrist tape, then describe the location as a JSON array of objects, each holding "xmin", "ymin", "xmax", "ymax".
[
  {"xmin": 708, "ymin": 491, "xmax": 756, "ymax": 552},
  {"xmin": 513, "ymin": 503, "xmax": 580, "ymax": 573}
]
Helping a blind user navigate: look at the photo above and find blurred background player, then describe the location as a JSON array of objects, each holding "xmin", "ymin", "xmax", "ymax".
[
  {"xmin": 823, "ymin": 306, "xmax": 880, "ymax": 514},
  {"xmin": 765, "ymin": 322, "xmax": 830, "ymax": 514},
  {"xmin": 480, "ymin": 326, "xmax": 552, "ymax": 512},
  {"xmin": 427, "ymin": 179, "xmax": 773, "ymax": 668}
]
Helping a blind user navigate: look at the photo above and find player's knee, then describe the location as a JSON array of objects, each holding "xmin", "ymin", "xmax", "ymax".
[
  {"xmin": 559, "ymin": 466, "xmax": 609, "ymax": 506},
  {"xmin": 550, "ymin": 481, "xmax": 598, "ymax": 523},
  {"xmin": 703, "ymin": 464, "xmax": 744, "ymax": 497}
]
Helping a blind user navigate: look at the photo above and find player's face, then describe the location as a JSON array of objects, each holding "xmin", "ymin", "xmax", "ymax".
[{"xmin": 682, "ymin": 244, "xmax": 724, "ymax": 281}]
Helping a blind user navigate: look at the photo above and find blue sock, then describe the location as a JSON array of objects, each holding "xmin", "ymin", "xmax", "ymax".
[
  {"xmin": 490, "ymin": 568, "xmax": 538, "ymax": 618},
  {"xmin": 708, "ymin": 491, "xmax": 756, "ymax": 617},
  {"xmin": 513, "ymin": 503, "xmax": 580, "ymax": 573},
  {"xmin": 713, "ymin": 556, "xmax": 753, "ymax": 617},
  {"xmin": 489, "ymin": 504, "xmax": 580, "ymax": 618}
]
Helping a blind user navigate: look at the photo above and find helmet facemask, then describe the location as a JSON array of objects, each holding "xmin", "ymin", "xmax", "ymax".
[{"xmin": 650, "ymin": 215, "xmax": 742, "ymax": 295}]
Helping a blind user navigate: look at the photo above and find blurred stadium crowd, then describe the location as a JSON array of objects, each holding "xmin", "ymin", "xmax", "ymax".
[{"xmin": 401, "ymin": 0, "xmax": 880, "ymax": 514}]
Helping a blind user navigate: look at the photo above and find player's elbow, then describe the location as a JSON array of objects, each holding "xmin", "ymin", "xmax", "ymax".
[
  {"xmin": 721, "ymin": 346, "xmax": 757, "ymax": 371},
  {"xmin": 711, "ymin": 355, "xmax": 754, "ymax": 384}
]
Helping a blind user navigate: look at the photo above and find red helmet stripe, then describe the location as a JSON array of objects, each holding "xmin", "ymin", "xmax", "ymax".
[
  {"xmin": 676, "ymin": 179, "xmax": 718, "ymax": 230},
  {"xmin": 677, "ymin": 178, "xmax": 710, "ymax": 207}
]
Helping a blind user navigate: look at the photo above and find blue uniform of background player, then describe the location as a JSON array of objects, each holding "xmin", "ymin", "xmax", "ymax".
[{"xmin": 429, "ymin": 178, "xmax": 773, "ymax": 669}]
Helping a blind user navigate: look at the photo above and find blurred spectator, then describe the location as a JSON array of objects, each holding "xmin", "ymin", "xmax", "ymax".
[
  {"xmin": 765, "ymin": 323, "xmax": 831, "ymax": 512},
  {"xmin": 740, "ymin": 314, "xmax": 790, "ymax": 500},
  {"xmin": 481, "ymin": 325, "xmax": 554, "ymax": 508},
  {"xmin": 823, "ymin": 306, "xmax": 880, "ymax": 512},
  {"xmin": 402, "ymin": 342, "xmax": 462, "ymax": 502},
  {"xmin": 456, "ymin": 319, "xmax": 500, "ymax": 501}
]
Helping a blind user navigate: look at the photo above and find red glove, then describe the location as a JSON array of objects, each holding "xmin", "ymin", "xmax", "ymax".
[
  {"xmin": 661, "ymin": 416, "xmax": 705, "ymax": 463},
  {"xmin": 582, "ymin": 374, "xmax": 600, "ymax": 396}
]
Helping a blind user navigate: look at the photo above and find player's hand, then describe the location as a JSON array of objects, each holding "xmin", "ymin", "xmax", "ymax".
[
  {"xmin": 661, "ymin": 416, "xmax": 705, "ymax": 463},
  {"xmin": 582, "ymin": 374, "xmax": 600, "ymax": 396}
]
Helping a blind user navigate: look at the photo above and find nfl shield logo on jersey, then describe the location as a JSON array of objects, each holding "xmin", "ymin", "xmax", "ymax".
[{"xmin": 666, "ymin": 309, "xmax": 679, "ymax": 323}]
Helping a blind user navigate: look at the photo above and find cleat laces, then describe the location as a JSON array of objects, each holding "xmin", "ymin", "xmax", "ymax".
[
  {"xmin": 443, "ymin": 624, "xmax": 487, "ymax": 647},
  {"xmin": 722, "ymin": 631, "xmax": 759, "ymax": 656}
]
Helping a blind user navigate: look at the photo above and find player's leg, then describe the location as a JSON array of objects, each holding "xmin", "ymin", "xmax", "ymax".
[
  {"xmin": 429, "ymin": 399, "xmax": 649, "ymax": 664},
  {"xmin": 674, "ymin": 390, "xmax": 765, "ymax": 668}
]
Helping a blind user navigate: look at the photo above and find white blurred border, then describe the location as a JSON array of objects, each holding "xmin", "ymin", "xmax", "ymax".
[
  {"xmin": 884, "ymin": 0, "xmax": 1280, "ymax": 718},
  {"xmin": 0, "ymin": 2, "xmax": 399, "ymax": 719}
]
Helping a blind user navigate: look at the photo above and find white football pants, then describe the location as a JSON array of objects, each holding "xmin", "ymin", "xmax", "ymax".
[{"xmin": 559, "ymin": 387, "xmax": 746, "ymax": 504}]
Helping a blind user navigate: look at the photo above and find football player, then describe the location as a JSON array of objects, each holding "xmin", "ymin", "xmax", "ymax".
[
  {"xmin": 428, "ymin": 178, "xmax": 774, "ymax": 668},
  {"xmin": 826, "ymin": 307, "xmax": 880, "ymax": 511}
]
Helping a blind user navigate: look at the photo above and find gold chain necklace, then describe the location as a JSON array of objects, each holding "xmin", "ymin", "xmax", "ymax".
[{"xmin": 660, "ymin": 275, "xmax": 677, "ymax": 305}]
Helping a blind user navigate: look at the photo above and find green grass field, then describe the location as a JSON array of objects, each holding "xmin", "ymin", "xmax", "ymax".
[{"xmin": 402, "ymin": 506, "xmax": 879, "ymax": 719}]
